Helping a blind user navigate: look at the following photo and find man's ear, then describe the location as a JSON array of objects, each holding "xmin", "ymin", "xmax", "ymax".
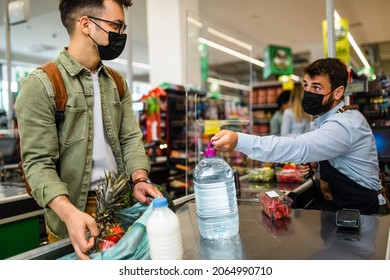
[
  {"xmin": 79, "ymin": 16, "xmax": 91, "ymax": 35},
  {"xmin": 335, "ymin": 86, "xmax": 345, "ymax": 100}
]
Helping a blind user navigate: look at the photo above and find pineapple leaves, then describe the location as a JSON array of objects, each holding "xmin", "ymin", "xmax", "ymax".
[{"xmin": 95, "ymin": 171, "xmax": 131, "ymax": 215}]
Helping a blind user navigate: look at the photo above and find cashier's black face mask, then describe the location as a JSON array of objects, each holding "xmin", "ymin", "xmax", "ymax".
[
  {"xmin": 301, "ymin": 90, "xmax": 334, "ymax": 116},
  {"xmin": 88, "ymin": 21, "xmax": 127, "ymax": 60}
]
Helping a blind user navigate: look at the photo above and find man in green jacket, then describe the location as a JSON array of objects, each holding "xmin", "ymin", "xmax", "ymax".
[{"xmin": 15, "ymin": 0, "xmax": 162, "ymax": 260}]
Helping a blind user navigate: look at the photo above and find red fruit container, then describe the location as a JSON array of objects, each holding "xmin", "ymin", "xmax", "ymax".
[
  {"xmin": 275, "ymin": 169, "xmax": 307, "ymax": 184},
  {"xmin": 259, "ymin": 190, "xmax": 292, "ymax": 219}
]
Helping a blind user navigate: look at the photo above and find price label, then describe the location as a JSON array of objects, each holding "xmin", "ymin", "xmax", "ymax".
[{"xmin": 265, "ymin": 190, "xmax": 280, "ymax": 198}]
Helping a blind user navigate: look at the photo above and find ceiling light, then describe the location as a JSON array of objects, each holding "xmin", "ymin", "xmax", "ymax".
[
  {"xmin": 188, "ymin": 16, "xmax": 262, "ymax": 68},
  {"xmin": 207, "ymin": 27, "xmax": 252, "ymax": 51},
  {"xmin": 113, "ymin": 58, "xmax": 151, "ymax": 70},
  {"xmin": 199, "ymin": 37, "xmax": 265, "ymax": 68},
  {"xmin": 346, "ymin": 32, "xmax": 370, "ymax": 69},
  {"xmin": 131, "ymin": 61, "xmax": 151, "ymax": 70},
  {"xmin": 207, "ymin": 77, "xmax": 251, "ymax": 92},
  {"xmin": 187, "ymin": 16, "xmax": 203, "ymax": 28},
  {"xmin": 334, "ymin": 10, "xmax": 370, "ymax": 69}
]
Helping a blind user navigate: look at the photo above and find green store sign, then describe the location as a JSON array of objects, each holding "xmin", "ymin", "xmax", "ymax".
[{"xmin": 263, "ymin": 45, "xmax": 293, "ymax": 79}]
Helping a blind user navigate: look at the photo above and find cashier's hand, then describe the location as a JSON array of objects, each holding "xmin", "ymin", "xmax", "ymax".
[
  {"xmin": 49, "ymin": 196, "xmax": 99, "ymax": 260},
  {"xmin": 211, "ymin": 130, "xmax": 238, "ymax": 152},
  {"xmin": 133, "ymin": 182, "xmax": 163, "ymax": 205},
  {"xmin": 298, "ymin": 162, "xmax": 318, "ymax": 173}
]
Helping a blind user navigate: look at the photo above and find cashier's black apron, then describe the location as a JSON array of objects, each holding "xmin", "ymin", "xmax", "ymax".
[{"xmin": 319, "ymin": 160, "xmax": 379, "ymax": 214}]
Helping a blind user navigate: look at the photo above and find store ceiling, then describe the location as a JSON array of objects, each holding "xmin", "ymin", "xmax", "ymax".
[{"xmin": 1, "ymin": 0, "xmax": 390, "ymax": 80}]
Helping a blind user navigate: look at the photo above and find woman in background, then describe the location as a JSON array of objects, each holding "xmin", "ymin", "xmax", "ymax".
[
  {"xmin": 270, "ymin": 90, "xmax": 291, "ymax": 135},
  {"xmin": 281, "ymin": 84, "xmax": 312, "ymax": 136}
]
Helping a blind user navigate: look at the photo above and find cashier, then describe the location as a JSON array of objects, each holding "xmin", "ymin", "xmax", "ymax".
[{"xmin": 212, "ymin": 57, "xmax": 387, "ymax": 215}]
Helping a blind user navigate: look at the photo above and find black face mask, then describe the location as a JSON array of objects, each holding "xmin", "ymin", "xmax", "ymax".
[
  {"xmin": 90, "ymin": 31, "xmax": 127, "ymax": 60},
  {"xmin": 301, "ymin": 90, "xmax": 334, "ymax": 116}
]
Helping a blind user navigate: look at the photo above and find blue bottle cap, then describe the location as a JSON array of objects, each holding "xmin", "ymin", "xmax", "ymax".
[{"xmin": 153, "ymin": 196, "xmax": 168, "ymax": 208}]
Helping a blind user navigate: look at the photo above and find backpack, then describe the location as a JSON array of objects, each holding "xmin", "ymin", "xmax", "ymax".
[{"xmin": 19, "ymin": 61, "xmax": 125, "ymax": 196}]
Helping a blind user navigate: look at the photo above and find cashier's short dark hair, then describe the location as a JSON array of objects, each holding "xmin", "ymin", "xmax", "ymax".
[
  {"xmin": 59, "ymin": 0, "xmax": 132, "ymax": 34},
  {"xmin": 305, "ymin": 58, "xmax": 348, "ymax": 91}
]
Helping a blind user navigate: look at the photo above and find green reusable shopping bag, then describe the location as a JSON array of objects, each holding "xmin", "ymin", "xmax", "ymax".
[{"xmin": 58, "ymin": 201, "xmax": 153, "ymax": 260}]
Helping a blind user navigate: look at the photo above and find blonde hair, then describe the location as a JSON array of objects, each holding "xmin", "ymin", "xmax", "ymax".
[{"xmin": 289, "ymin": 83, "xmax": 311, "ymax": 122}]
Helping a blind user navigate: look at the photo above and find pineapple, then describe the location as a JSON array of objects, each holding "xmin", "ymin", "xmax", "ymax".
[{"xmin": 93, "ymin": 171, "xmax": 131, "ymax": 252}]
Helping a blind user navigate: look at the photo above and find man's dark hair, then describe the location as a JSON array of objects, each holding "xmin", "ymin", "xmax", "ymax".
[
  {"xmin": 59, "ymin": 0, "xmax": 132, "ymax": 34},
  {"xmin": 277, "ymin": 90, "xmax": 290, "ymax": 110},
  {"xmin": 304, "ymin": 57, "xmax": 348, "ymax": 91}
]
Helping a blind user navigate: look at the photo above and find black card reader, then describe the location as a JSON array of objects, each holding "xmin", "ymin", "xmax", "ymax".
[{"xmin": 335, "ymin": 209, "xmax": 360, "ymax": 229}]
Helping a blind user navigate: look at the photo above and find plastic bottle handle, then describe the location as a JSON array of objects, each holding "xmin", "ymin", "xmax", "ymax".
[
  {"xmin": 204, "ymin": 140, "xmax": 217, "ymax": 157},
  {"xmin": 208, "ymin": 140, "xmax": 213, "ymax": 149}
]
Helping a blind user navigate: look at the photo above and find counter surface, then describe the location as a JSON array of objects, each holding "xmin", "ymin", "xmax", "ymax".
[
  {"xmin": 0, "ymin": 183, "xmax": 29, "ymax": 204},
  {"xmin": 0, "ymin": 164, "xmax": 30, "ymax": 205},
  {"xmin": 178, "ymin": 201, "xmax": 390, "ymax": 260},
  {"xmin": 10, "ymin": 199, "xmax": 390, "ymax": 260}
]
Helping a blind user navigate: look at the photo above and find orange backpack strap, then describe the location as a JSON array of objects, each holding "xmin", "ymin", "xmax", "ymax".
[
  {"xmin": 106, "ymin": 66, "xmax": 125, "ymax": 100},
  {"xmin": 38, "ymin": 61, "xmax": 67, "ymax": 122}
]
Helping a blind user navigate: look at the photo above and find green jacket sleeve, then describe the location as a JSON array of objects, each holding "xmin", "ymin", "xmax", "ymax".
[{"xmin": 15, "ymin": 71, "xmax": 69, "ymax": 208}]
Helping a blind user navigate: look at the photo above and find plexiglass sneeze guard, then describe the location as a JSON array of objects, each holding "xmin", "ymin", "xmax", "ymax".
[{"xmin": 185, "ymin": 11, "xmax": 254, "ymax": 192}]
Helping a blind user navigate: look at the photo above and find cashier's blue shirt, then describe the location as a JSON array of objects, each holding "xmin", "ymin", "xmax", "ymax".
[{"xmin": 236, "ymin": 101, "xmax": 382, "ymax": 193}]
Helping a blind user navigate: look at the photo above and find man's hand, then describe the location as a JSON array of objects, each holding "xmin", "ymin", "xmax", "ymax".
[
  {"xmin": 211, "ymin": 130, "xmax": 238, "ymax": 152},
  {"xmin": 131, "ymin": 169, "xmax": 163, "ymax": 204},
  {"xmin": 49, "ymin": 196, "xmax": 99, "ymax": 260},
  {"xmin": 133, "ymin": 182, "xmax": 163, "ymax": 204},
  {"xmin": 64, "ymin": 209, "xmax": 99, "ymax": 260}
]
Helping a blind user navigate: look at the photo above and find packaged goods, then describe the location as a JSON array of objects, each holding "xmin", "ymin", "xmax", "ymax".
[
  {"xmin": 275, "ymin": 162, "xmax": 308, "ymax": 183},
  {"xmin": 275, "ymin": 169, "xmax": 307, "ymax": 183},
  {"xmin": 248, "ymin": 167, "xmax": 275, "ymax": 182},
  {"xmin": 259, "ymin": 190, "xmax": 292, "ymax": 219}
]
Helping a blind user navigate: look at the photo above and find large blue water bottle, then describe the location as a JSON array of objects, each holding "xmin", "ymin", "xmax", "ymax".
[{"xmin": 193, "ymin": 140, "xmax": 239, "ymax": 240}]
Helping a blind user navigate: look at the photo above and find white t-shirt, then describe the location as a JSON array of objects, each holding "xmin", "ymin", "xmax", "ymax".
[{"xmin": 90, "ymin": 72, "xmax": 117, "ymax": 190}]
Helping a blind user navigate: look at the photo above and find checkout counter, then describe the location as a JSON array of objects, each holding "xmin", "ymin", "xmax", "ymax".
[
  {"xmin": 179, "ymin": 201, "xmax": 390, "ymax": 260},
  {"xmin": 6, "ymin": 175, "xmax": 390, "ymax": 260},
  {"xmin": 0, "ymin": 164, "xmax": 44, "ymax": 259},
  {"xmin": 0, "ymin": 130, "xmax": 44, "ymax": 259}
]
